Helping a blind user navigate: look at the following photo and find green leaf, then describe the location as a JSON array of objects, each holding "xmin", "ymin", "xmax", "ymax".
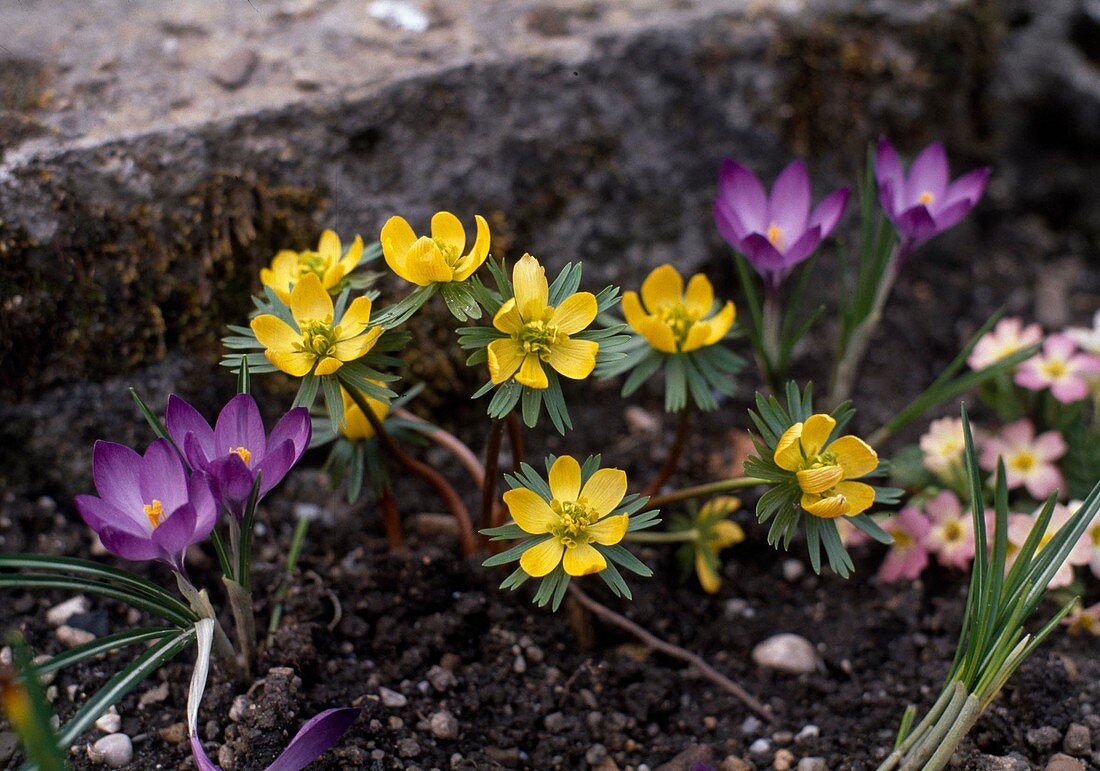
[
  {"xmin": 34, "ymin": 627, "xmax": 180, "ymax": 676},
  {"xmin": 322, "ymin": 375, "xmax": 345, "ymax": 434},
  {"xmin": 482, "ymin": 535, "xmax": 553, "ymax": 567},
  {"xmin": 292, "ymin": 374, "xmax": 320, "ymax": 409},
  {"xmin": 440, "ymin": 282, "xmax": 483, "ymax": 321}
]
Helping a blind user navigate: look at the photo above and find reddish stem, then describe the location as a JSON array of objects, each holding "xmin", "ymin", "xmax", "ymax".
[
  {"xmin": 505, "ymin": 412, "xmax": 525, "ymax": 470},
  {"xmin": 395, "ymin": 407, "xmax": 485, "ymax": 487},
  {"xmin": 641, "ymin": 408, "xmax": 691, "ymax": 498},
  {"xmin": 379, "ymin": 487, "xmax": 403, "ymax": 550}
]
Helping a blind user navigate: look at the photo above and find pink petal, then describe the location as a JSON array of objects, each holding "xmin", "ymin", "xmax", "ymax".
[
  {"xmin": 808, "ymin": 187, "xmax": 850, "ymax": 238},
  {"xmin": 906, "ymin": 142, "xmax": 949, "ymax": 204},
  {"xmin": 767, "ymin": 159, "xmax": 811, "ymax": 237},
  {"xmin": 717, "ymin": 160, "xmax": 767, "ymax": 233}
]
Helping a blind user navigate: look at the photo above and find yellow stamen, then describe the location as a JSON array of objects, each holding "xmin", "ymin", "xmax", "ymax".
[
  {"xmin": 143, "ymin": 499, "xmax": 165, "ymax": 529},
  {"xmin": 893, "ymin": 530, "xmax": 914, "ymax": 549},
  {"xmin": 231, "ymin": 446, "xmax": 252, "ymax": 466},
  {"xmin": 918, "ymin": 191, "xmax": 934, "ymax": 205},
  {"xmin": 1008, "ymin": 451, "xmax": 1036, "ymax": 473},
  {"xmin": 550, "ymin": 499, "xmax": 599, "ymax": 548},
  {"xmin": 942, "ymin": 521, "xmax": 963, "ymax": 543},
  {"xmin": 1041, "ymin": 360, "xmax": 1068, "ymax": 379},
  {"xmin": 766, "ymin": 223, "xmax": 785, "ymax": 251}
]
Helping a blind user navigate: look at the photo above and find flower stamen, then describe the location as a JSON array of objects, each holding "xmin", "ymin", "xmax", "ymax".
[{"xmin": 143, "ymin": 499, "xmax": 165, "ymax": 529}]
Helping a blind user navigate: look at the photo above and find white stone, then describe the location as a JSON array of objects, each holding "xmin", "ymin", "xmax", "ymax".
[
  {"xmin": 95, "ymin": 707, "xmax": 121, "ymax": 734},
  {"xmin": 87, "ymin": 733, "xmax": 133, "ymax": 767},
  {"xmin": 47, "ymin": 596, "xmax": 90, "ymax": 626},
  {"xmin": 379, "ymin": 686, "xmax": 407, "ymax": 708},
  {"xmin": 56, "ymin": 625, "xmax": 96, "ymax": 648},
  {"xmin": 751, "ymin": 633, "xmax": 818, "ymax": 674},
  {"xmin": 368, "ymin": 0, "xmax": 429, "ymax": 32},
  {"xmin": 795, "ymin": 724, "xmax": 820, "ymax": 742}
]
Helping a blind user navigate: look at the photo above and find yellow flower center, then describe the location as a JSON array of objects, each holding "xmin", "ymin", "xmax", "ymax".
[
  {"xmin": 1074, "ymin": 614, "xmax": 1096, "ymax": 633},
  {"xmin": 1041, "ymin": 359, "xmax": 1068, "ymax": 379},
  {"xmin": 550, "ymin": 499, "xmax": 599, "ymax": 548},
  {"xmin": 1090, "ymin": 524, "xmax": 1100, "ymax": 547},
  {"xmin": 766, "ymin": 223, "xmax": 785, "ymax": 250},
  {"xmin": 296, "ymin": 319, "xmax": 340, "ymax": 359},
  {"xmin": 1008, "ymin": 451, "xmax": 1036, "ymax": 473},
  {"xmin": 794, "ymin": 451, "xmax": 843, "ymax": 495},
  {"xmin": 297, "ymin": 250, "xmax": 330, "ymax": 281},
  {"xmin": 942, "ymin": 520, "xmax": 963, "ymax": 543},
  {"xmin": 893, "ymin": 529, "xmax": 914, "ymax": 549},
  {"xmin": 231, "ymin": 446, "xmax": 252, "ymax": 466},
  {"xmin": 516, "ymin": 315, "xmax": 563, "ymax": 361},
  {"xmin": 654, "ymin": 303, "xmax": 701, "ymax": 347},
  {"xmin": 433, "ymin": 239, "xmax": 462, "ymax": 268},
  {"xmin": 143, "ymin": 499, "xmax": 165, "ymax": 529},
  {"xmin": 918, "ymin": 191, "xmax": 934, "ymax": 205}
]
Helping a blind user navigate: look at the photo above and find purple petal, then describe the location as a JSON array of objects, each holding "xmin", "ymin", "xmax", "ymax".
[
  {"xmin": 165, "ymin": 395, "xmax": 215, "ymax": 461},
  {"xmin": 256, "ymin": 440, "xmax": 295, "ymax": 497},
  {"xmin": 906, "ymin": 142, "xmax": 948, "ymax": 205},
  {"xmin": 268, "ymin": 408, "xmax": 311, "ymax": 466},
  {"xmin": 738, "ymin": 233, "xmax": 788, "ymax": 272},
  {"xmin": 931, "ymin": 198, "xmax": 975, "ymax": 233},
  {"xmin": 808, "ymin": 187, "xmax": 850, "ymax": 238},
  {"xmin": 184, "ymin": 433, "xmax": 213, "ymax": 473},
  {"xmin": 878, "ymin": 177, "xmax": 899, "ymax": 220},
  {"xmin": 266, "ymin": 708, "xmax": 361, "ymax": 771},
  {"xmin": 140, "ymin": 439, "xmax": 189, "ymax": 514},
  {"xmin": 942, "ymin": 167, "xmax": 990, "ymax": 209},
  {"xmin": 189, "ymin": 736, "xmax": 221, "ymax": 771},
  {"xmin": 207, "ymin": 455, "xmax": 255, "ymax": 519},
  {"xmin": 92, "ymin": 441, "xmax": 144, "ymax": 513},
  {"xmin": 713, "ymin": 199, "xmax": 749, "ymax": 246},
  {"xmin": 75, "ymin": 495, "xmax": 148, "ymax": 538},
  {"xmin": 213, "ymin": 394, "xmax": 267, "ymax": 462},
  {"xmin": 895, "ymin": 205, "xmax": 939, "ymax": 243},
  {"xmin": 98, "ymin": 526, "xmax": 161, "ymax": 563},
  {"xmin": 874, "ymin": 136, "xmax": 903, "ymax": 207},
  {"xmin": 780, "ymin": 225, "xmax": 823, "ymax": 269},
  {"xmin": 188, "ymin": 471, "xmax": 219, "ymax": 539},
  {"xmin": 767, "ymin": 159, "xmax": 811, "ymax": 237},
  {"xmin": 151, "ymin": 502, "xmax": 198, "ymax": 564},
  {"xmin": 717, "ymin": 159, "xmax": 767, "ymax": 233}
]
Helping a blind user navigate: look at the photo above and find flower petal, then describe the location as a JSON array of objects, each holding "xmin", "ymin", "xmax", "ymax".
[
  {"xmin": 492, "ymin": 298, "xmax": 524, "ymax": 335},
  {"xmin": 266, "ymin": 350, "xmax": 316, "ymax": 377},
  {"xmin": 313, "ymin": 356, "xmax": 344, "ymax": 376},
  {"xmin": 712, "ymin": 520, "xmax": 745, "ymax": 549},
  {"xmin": 907, "ymin": 142, "xmax": 949, "ymax": 204},
  {"xmin": 717, "ymin": 159, "xmax": 767, "ymax": 233},
  {"xmin": 836, "ymin": 481, "xmax": 876, "ymax": 517},
  {"xmin": 98, "ymin": 527, "xmax": 162, "ymax": 563},
  {"xmin": 381, "ymin": 216, "xmax": 418, "ymax": 279},
  {"xmin": 638, "ymin": 317, "xmax": 678, "ymax": 354},
  {"xmin": 431, "ymin": 211, "xmax": 466, "ymax": 256},
  {"xmin": 290, "ymin": 273, "xmax": 334, "ymax": 323},
  {"xmin": 150, "ymin": 501, "xmax": 198, "ymax": 564},
  {"xmin": 76, "ymin": 495, "xmax": 146, "ymax": 538},
  {"xmin": 251, "ymin": 315, "xmax": 301, "ymax": 355},
  {"xmin": 827, "ymin": 435, "xmax": 878, "ymax": 479},
  {"xmin": 714, "ymin": 198, "xmax": 749, "ymax": 246},
  {"xmin": 317, "ymin": 229, "xmax": 341, "ymax": 265},
  {"xmin": 454, "ymin": 215, "xmax": 491, "ymax": 281},
  {"xmin": 683, "ymin": 274, "xmax": 714, "ymax": 317},
  {"xmin": 562, "ymin": 542, "xmax": 607, "ymax": 576},
  {"xmin": 516, "ymin": 354, "xmax": 548, "ymax": 389},
  {"xmin": 513, "ymin": 254, "xmax": 548, "ymax": 320},
  {"xmin": 503, "ymin": 488, "xmax": 558, "ymax": 534},
  {"xmin": 621, "ymin": 291, "xmax": 649, "ymax": 336},
  {"xmin": 487, "ymin": 338, "xmax": 525, "ymax": 384},
  {"xmin": 166, "ymin": 395, "xmax": 215, "ymax": 461},
  {"xmin": 520, "ymin": 537, "xmax": 565, "ymax": 577},
  {"xmin": 550, "ymin": 292, "xmax": 597, "ymax": 335},
  {"xmin": 640, "ymin": 264, "xmax": 683, "ymax": 312},
  {"xmin": 268, "ymin": 407, "xmax": 312, "ymax": 465},
  {"xmin": 943, "ymin": 167, "xmax": 990, "ymax": 209},
  {"xmin": 93, "ymin": 440, "xmax": 145, "ymax": 513},
  {"xmin": 548, "ymin": 455, "xmax": 582, "ymax": 502},
  {"xmin": 800, "ymin": 414, "xmax": 837, "ymax": 456},
  {"xmin": 339, "ymin": 296, "xmax": 374, "ymax": 338},
  {"xmin": 264, "ymin": 708, "xmax": 362, "ymax": 771},
  {"xmin": 702, "ymin": 301, "xmax": 736, "ymax": 345},
  {"xmin": 808, "ymin": 187, "xmax": 850, "ymax": 238},
  {"xmin": 768, "ymin": 159, "xmax": 811, "ymax": 238},
  {"xmin": 695, "ymin": 551, "xmax": 721, "ymax": 593},
  {"xmin": 401, "ymin": 238, "xmax": 455, "ymax": 285},
  {"xmin": 338, "ymin": 235, "xmax": 365, "ymax": 276},
  {"xmin": 895, "ymin": 205, "xmax": 939, "ymax": 243},
  {"xmin": 779, "ymin": 225, "xmax": 823, "ymax": 269},
  {"xmin": 140, "ymin": 439, "xmax": 189, "ymax": 514},
  {"xmin": 588, "ymin": 513, "xmax": 628, "ymax": 546},
  {"xmin": 580, "ymin": 468, "xmax": 627, "ymax": 516},
  {"xmin": 773, "ymin": 423, "xmax": 805, "ymax": 471},
  {"xmin": 547, "ymin": 338, "xmax": 598, "ymax": 380},
  {"xmin": 213, "ymin": 394, "xmax": 266, "ymax": 462},
  {"xmin": 801, "ymin": 492, "xmax": 849, "ymax": 519}
]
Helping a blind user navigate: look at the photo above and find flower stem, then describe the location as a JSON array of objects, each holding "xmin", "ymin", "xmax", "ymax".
[
  {"xmin": 761, "ymin": 288, "xmax": 783, "ymax": 389},
  {"xmin": 505, "ymin": 412, "xmax": 525, "ymax": 469},
  {"xmin": 647, "ymin": 476, "xmax": 768, "ymax": 509},
  {"xmin": 210, "ymin": 529, "xmax": 234, "ymax": 581},
  {"xmin": 624, "ymin": 529, "xmax": 697, "ymax": 544},
  {"xmin": 379, "ymin": 486, "xmax": 403, "ymax": 550},
  {"xmin": 174, "ymin": 573, "xmax": 245, "ymax": 682},
  {"xmin": 641, "ymin": 407, "xmax": 692, "ymax": 498},
  {"xmin": 348, "ymin": 386, "xmax": 477, "ymax": 556},
  {"xmin": 567, "ymin": 584, "xmax": 769, "ymax": 717},
  {"xmin": 481, "ymin": 419, "xmax": 506, "ymax": 532},
  {"xmin": 395, "ymin": 408, "xmax": 485, "ymax": 487}
]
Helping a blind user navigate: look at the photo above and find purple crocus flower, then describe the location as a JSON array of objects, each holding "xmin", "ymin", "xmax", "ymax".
[
  {"xmin": 189, "ymin": 709, "xmax": 360, "ymax": 771},
  {"xmin": 714, "ymin": 158, "xmax": 850, "ymax": 291},
  {"xmin": 874, "ymin": 137, "xmax": 990, "ymax": 253},
  {"xmin": 75, "ymin": 439, "xmax": 217, "ymax": 572},
  {"xmin": 166, "ymin": 394, "xmax": 310, "ymax": 521}
]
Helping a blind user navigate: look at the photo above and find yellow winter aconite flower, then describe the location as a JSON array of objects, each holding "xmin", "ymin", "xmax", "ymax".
[
  {"xmin": 692, "ymin": 496, "xmax": 745, "ymax": 593},
  {"xmin": 487, "ymin": 254, "xmax": 599, "ymax": 389},
  {"xmin": 260, "ymin": 230, "xmax": 364, "ymax": 304},
  {"xmin": 250, "ymin": 273, "xmax": 382, "ymax": 377},
  {"xmin": 339, "ymin": 385, "xmax": 389, "ymax": 441},
  {"xmin": 622, "ymin": 264, "xmax": 736, "ymax": 354},
  {"xmin": 505, "ymin": 455, "xmax": 630, "ymax": 577},
  {"xmin": 381, "ymin": 211, "xmax": 490, "ymax": 286},
  {"xmin": 774, "ymin": 413, "xmax": 878, "ymax": 519}
]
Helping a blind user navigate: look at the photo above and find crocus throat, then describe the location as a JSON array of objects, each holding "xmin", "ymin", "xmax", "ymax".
[
  {"xmin": 766, "ymin": 223, "xmax": 785, "ymax": 251},
  {"xmin": 550, "ymin": 499, "xmax": 599, "ymax": 548},
  {"xmin": 144, "ymin": 499, "xmax": 165, "ymax": 529},
  {"xmin": 231, "ymin": 446, "xmax": 252, "ymax": 466},
  {"xmin": 918, "ymin": 191, "xmax": 934, "ymax": 205}
]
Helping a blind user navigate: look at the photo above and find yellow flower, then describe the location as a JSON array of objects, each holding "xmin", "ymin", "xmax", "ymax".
[
  {"xmin": 381, "ymin": 211, "xmax": 490, "ymax": 286},
  {"xmin": 622, "ymin": 264, "xmax": 736, "ymax": 354},
  {"xmin": 692, "ymin": 496, "xmax": 745, "ymax": 593},
  {"xmin": 504, "ymin": 455, "xmax": 630, "ymax": 577},
  {"xmin": 339, "ymin": 386, "xmax": 389, "ymax": 441},
  {"xmin": 260, "ymin": 230, "xmax": 364, "ymax": 305},
  {"xmin": 774, "ymin": 413, "xmax": 878, "ymax": 519},
  {"xmin": 487, "ymin": 254, "xmax": 599, "ymax": 389},
  {"xmin": 250, "ymin": 273, "xmax": 382, "ymax": 377}
]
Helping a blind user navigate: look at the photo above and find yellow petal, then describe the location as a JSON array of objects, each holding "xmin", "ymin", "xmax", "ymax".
[
  {"xmin": 800, "ymin": 414, "xmax": 837, "ymax": 456},
  {"xmin": 338, "ymin": 235, "xmax": 365, "ymax": 275},
  {"xmin": 334, "ymin": 327, "xmax": 382, "ymax": 362},
  {"xmin": 562, "ymin": 542, "xmax": 606, "ymax": 576},
  {"xmin": 640, "ymin": 264, "xmax": 683, "ymax": 312},
  {"xmin": 487, "ymin": 338, "xmax": 525, "ymax": 384},
  {"xmin": 317, "ymin": 229, "xmax": 341, "ymax": 265},
  {"xmin": 681, "ymin": 321, "xmax": 711, "ymax": 353},
  {"xmin": 266, "ymin": 350, "xmax": 316, "ymax": 377},
  {"xmin": 547, "ymin": 338, "xmax": 598, "ymax": 381},
  {"xmin": 341, "ymin": 388, "xmax": 380, "ymax": 441},
  {"xmin": 695, "ymin": 551, "xmax": 721, "ymax": 594},
  {"xmin": 321, "ymin": 263, "xmax": 346, "ymax": 291},
  {"xmin": 621, "ymin": 291, "xmax": 650, "ymax": 336},
  {"xmin": 639, "ymin": 317, "xmax": 678, "ymax": 354},
  {"xmin": 588, "ymin": 513, "xmax": 629, "ymax": 546},
  {"xmin": 431, "ymin": 211, "xmax": 466, "ymax": 256},
  {"xmin": 801, "ymin": 492, "xmax": 849, "ymax": 519},
  {"xmin": 402, "ymin": 238, "xmax": 456, "ymax": 285},
  {"xmin": 774, "ymin": 422, "xmax": 805, "ymax": 471},
  {"xmin": 548, "ymin": 455, "xmax": 582, "ymax": 502},
  {"xmin": 520, "ymin": 537, "xmax": 565, "ymax": 577},
  {"xmin": 699, "ymin": 496, "xmax": 741, "ymax": 519},
  {"xmin": 452, "ymin": 214, "xmax": 491, "ymax": 281},
  {"xmin": 796, "ymin": 465, "xmax": 845, "ymax": 495},
  {"xmin": 712, "ymin": 520, "xmax": 745, "ymax": 549},
  {"xmin": 683, "ymin": 273, "xmax": 715, "ymax": 316},
  {"xmin": 381, "ymin": 216, "xmax": 418, "ymax": 279},
  {"xmin": 833, "ymin": 481, "xmax": 875, "ymax": 516},
  {"xmin": 290, "ymin": 273, "xmax": 334, "ymax": 323},
  {"xmin": 503, "ymin": 488, "xmax": 558, "ymax": 534},
  {"xmin": 251, "ymin": 315, "xmax": 300, "ymax": 354},
  {"xmin": 703, "ymin": 301, "xmax": 736, "ymax": 345},
  {"xmin": 550, "ymin": 292, "xmax": 598, "ymax": 335},
  {"xmin": 339, "ymin": 296, "xmax": 374, "ymax": 338},
  {"xmin": 580, "ymin": 468, "xmax": 627, "ymax": 516},
  {"xmin": 512, "ymin": 254, "xmax": 548, "ymax": 320},
  {"xmin": 827, "ymin": 435, "xmax": 878, "ymax": 480},
  {"xmin": 492, "ymin": 298, "xmax": 524, "ymax": 335},
  {"xmin": 313, "ymin": 356, "xmax": 343, "ymax": 376},
  {"xmin": 516, "ymin": 354, "xmax": 548, "ymax": 389}
]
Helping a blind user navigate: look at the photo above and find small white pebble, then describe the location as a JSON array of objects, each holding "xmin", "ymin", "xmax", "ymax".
[
  {"xmin": 47, "ymin": 596, "xmax": 90, "ymax": 627},
  {"xmin": 229, "ymin": 695, "xmax": 250, "ymax": 722},
  {"xmin": 368, "ymin": 0, "xmax": 430, "ymax": 32},
  {"xmin": 95, "ymin": 707, "xmax": 121, "ymax": 734},
  {"xmin": 56, "ymin": 625, "xmax": 96, "ymax": 648},
  {"xmin": 379, "ymin": 687, "xmax": 407, "ymax": 708},
  {"xmin": 796, "ymin": 724, "xmax": 820, "ymax": 742},
  {"xmin": 87, "ymin": 733, "xmax": 133, "ymax": 767},
  {"xmin": 749, "ymin": 737, "xmax": 771, "ymax": 754}
]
